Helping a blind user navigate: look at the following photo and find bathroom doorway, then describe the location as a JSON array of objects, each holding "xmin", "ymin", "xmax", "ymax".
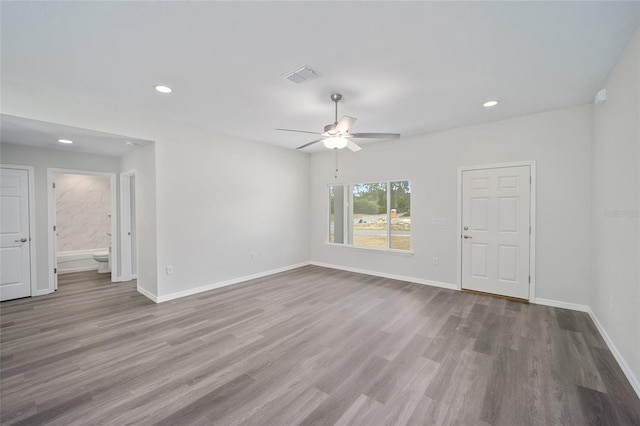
[{"xmin": 47, "ymin": 168, "xmax": 118, "ymax": 291}]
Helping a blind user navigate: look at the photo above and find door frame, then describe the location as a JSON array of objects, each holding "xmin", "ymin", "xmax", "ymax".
[
  {"xmin": 456, "ymin": 161, "xmax": 537, "ymax": 301},
  {"xmin": 120, "ymin": 170, "xmax": 136, "ymax": 281},
  {"xmin": 47, "ymin": 168, "xmax": 118, "ymax": 292},
  {"xmin": 1, "ymin": 164, "xmax": 38, "ymax": 297}
]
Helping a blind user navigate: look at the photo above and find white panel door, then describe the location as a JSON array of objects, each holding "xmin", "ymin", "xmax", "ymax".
[
  {"xmin": 461, "ymin": 166, "xmax": 530, "ymax": 299},
  {"xmin": 1, "ymin": 168, "xmax": 32, "ymax": 301}
]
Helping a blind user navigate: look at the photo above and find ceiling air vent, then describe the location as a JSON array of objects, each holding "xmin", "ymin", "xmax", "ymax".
[{"xmin": 282, "ymin": 65, "xmax": 320, "ymax": 84}]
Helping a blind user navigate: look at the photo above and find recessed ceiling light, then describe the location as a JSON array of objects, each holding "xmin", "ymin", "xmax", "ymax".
[
  {"xmin": 57, "ymin": 139, "xmax": 73, "ymax": 144},
  {"xmin": 483, "ymin": 100, "xmax": 499, "ymax": 107},
  {"xmin": 154, "ymin": 85, "xmax": 172, "ymax": 94}
]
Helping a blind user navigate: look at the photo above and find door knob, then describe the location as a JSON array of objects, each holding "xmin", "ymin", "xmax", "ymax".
[
  {"xmin": 15, "ymin": 238, "xmax": 27, "ymax": 243},
  {"xmin": 463, "ymin": 235, "xmax": 472, "ymax": 239}
]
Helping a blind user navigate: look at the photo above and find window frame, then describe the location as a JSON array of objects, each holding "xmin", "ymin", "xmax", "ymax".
[{"xmin": 326, "ymin": 178, "xmax": 414, "ymax": 254}]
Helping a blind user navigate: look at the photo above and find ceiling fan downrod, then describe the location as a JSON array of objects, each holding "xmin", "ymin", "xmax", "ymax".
[{"xmin": 331, "ymin": 93, "xmax": 342, "ymax": 125}]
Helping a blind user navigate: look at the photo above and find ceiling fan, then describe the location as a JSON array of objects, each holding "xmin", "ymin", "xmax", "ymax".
[{"xmin": 276, "ymin": 93, "xmax": 400, "ymax": 151}]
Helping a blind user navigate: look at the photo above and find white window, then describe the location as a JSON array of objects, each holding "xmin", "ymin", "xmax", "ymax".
[{"xmin": 329, "ymin": 180, "xmax": 411, "ymax": 251}]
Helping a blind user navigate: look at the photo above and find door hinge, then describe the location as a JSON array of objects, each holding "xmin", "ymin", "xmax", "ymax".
[
  {"xmin": 54, "ymin": 268, "xmax": 57, "ymax": 274},
  {"xmin": 528, "ymin": 276, "xmax": 531, "ymax": 283},
  {"xmin": 529, "ymin": 226, "xmax": 532, "ymax": 234},
  {"xmin": 52, "ymin": 182, "xmax": 56, "ymax": 189},
  {"xmin": 530, "ymin": 176, "xmax": 532, "ymax": 184},
  {"xmin": 53, "ymin": 225, "xmax": 56, "ymax": 231}
]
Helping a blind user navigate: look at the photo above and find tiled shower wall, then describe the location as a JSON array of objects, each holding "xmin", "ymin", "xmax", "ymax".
[{"xmin": 55, "ymin": 173, "xmax": 111, "ymax": 252}]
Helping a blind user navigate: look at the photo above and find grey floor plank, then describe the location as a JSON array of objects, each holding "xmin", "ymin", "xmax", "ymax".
[{"xmin": 1, "ymin": 266, "xmax": 639, "ymax": 425}]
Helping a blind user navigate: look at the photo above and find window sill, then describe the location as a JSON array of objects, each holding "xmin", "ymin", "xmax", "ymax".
[{"xmin": 324, "ymin": 243, "xmax": 415, "ymax": 256}]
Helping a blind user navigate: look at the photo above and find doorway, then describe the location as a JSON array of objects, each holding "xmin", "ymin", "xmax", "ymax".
[
  {"xmin": 457, "ymin": 162, "xmax": 536, "ymax": 300},
  {"xmin": 47, "ymin": 168, "xmax": 118, "ymax": 291},
  {"xmin": 120, "ymin": 171, "xmax": 137, "ymax": 281},
  {"xmin": 0, "ymin": 165, "xmax": 37, "ymax": 301}
]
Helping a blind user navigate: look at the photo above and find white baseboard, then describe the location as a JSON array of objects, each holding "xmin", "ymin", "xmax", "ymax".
[
  {"xmin": 309, "ymin": 261, "xmax": 458, "ymax": 290},
  {"xmin": 137, "ymin": 286, "xmax": 158, "ymax": 303},
  {"xmin": 33, "ymin": 288, "xmax": 52, "ymax": 296},
  {"xmin": 533, "ymin": 297, "xmax": 589, "ymax": 312},
  {"xmin": 155, "ymin": 262, "xmax": 311, "ymax": 303},
  {"xmin": 587, "ymin": 307, "xmax": 640, "ymax": 399}
]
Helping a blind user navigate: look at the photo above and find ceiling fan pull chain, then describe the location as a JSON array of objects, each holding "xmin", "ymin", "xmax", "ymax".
[{"xmin": 334, "ymin": 148, "xmax": 339, "ymax": 179}]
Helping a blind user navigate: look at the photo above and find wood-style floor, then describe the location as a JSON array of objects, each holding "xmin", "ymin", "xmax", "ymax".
[{"xmin": 1, "ymin": 266, "xmax": 639, "ymax": 425}]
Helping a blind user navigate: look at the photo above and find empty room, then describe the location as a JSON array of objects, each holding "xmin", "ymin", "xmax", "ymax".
[{"xmin": 1, "ymin": 1, "xmax": 639, "ymax": 425}]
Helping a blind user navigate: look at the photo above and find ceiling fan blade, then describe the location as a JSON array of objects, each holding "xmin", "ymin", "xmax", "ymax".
[
  {"xmin": 276, "ymin": 128, "xmax": 321, "ymax": 135},
  {"xmin": 346, "ymin": 140, "xmax": 362, "ymax": 152},
  {"xmin": 335, "ymin": 116, "xmax": 356, "ymax": 133},
  {"xmin": 350, "ymin": 133, "xmax": 401, "ymax": 139},
  {"xmin": 296, "ymin": 139, "xmax": 323, "ymax": 150}
]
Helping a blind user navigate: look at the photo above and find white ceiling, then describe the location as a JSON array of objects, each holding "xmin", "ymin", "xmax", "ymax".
[
  {"xmin": 1, "ymin": 2, "xmax": 638, "ymax": 153},
  {"xmin": 0, "ymin": 114, "xmax": 152, "ymax": 158}
]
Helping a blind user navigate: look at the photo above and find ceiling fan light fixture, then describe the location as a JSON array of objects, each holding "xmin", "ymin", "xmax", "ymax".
[
  {"xmin": 483, "ymin": 100, "xmax": 499, "ymax": 107},
  {"xmin": 57, "ymin": 139, "xmax": 73, "ymax": 144},
  {"xmin": 323, "ymin": 137, "xmax": 349, "ymax": 150}
]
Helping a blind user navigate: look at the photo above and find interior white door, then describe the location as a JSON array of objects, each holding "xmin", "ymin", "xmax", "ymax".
[
  {"xmin": 52, "ymin": 176, "xmax": 58, "ymax": 291},
  {"xmin": 120, "ymin": 172, "xmax": 137, "ymax": 282},
  {"xmin": 1, "ymin": 168, "xmax": 32, "ymax": 301},
  {"xmin": 461, "ymin": 165, "xmax": 531, "ymax": 299},
  {"xmin": 129, "ymin": 175, "xmax": 137, "ymax": 278}
]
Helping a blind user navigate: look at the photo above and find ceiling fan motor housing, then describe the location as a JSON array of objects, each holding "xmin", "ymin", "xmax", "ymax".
[{"xmin": 324, "ymin": 123, "xmax": 337, "ymax": 135}]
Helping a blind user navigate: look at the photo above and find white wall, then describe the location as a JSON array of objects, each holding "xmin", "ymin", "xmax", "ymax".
[
  {"xmin": 591, "ymin": 30, "xmax": 640, "ymax": 383},
  {"xmin": 0, "ymin": 143, "xmax": 120, "ymax": 292},
  {"xmin": 310, "ymin": 104, "xmax": 593, "ymax": 305},
  {"xmin": 152, "ymin": 126, "xmax": 310, "ymax": 298},
  {"xmin": 1, "ymin": 81, "xmax": 310, "ymax": 299}
]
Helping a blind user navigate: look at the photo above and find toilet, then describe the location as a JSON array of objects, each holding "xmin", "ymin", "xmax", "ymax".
[{"xmin": 93, "ymin": 251, "xmax": 110, "ymax": 273}]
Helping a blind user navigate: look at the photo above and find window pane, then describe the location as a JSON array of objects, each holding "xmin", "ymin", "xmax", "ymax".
[
  {"xmin": 329, "ymin": 185, "xmax": 344, "ymax": 243},
  {"xmin": 390, "ymin": 181, "xmax": 411, "ymax": 250},
  {"xmin": 352, "ymin": 182, "xmax": 387, "ymax": 248}
]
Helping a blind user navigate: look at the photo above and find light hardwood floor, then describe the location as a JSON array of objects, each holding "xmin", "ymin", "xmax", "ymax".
[{"xmin": 1, "ymin": 266, "xmax": 639, "ymax": 425}]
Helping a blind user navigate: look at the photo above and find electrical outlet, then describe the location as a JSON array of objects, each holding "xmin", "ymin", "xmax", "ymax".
[
  {"xmin": 432, "ymin": 218, "xmax": 445, "ymax": 226},
  {"xmin": 251, "ymin": 252, "xmax": 257, "ymax": 260},
  {"xmin": 610, "ymin": 296, "xmax": 614, "ymax": 311},
  {"xmin": 259, "ymin": 250, "xmax": 264, "ymax": 258},
  {"xmin": 433, "ymin": 257, "xmax": 439, "ymax": 265},
  {"xmin": 166, "ymin": 265, "xmax": 174, "ymax": 275}
]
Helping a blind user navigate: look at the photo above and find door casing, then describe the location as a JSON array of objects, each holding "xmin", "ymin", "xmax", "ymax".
[
  {"xmin": 456, "ymin": 161, "xmax": 536, "ymax": 301},
  {"xmin": 0, "ymin": 164, "xmax": 37, "ymax": 298}
]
